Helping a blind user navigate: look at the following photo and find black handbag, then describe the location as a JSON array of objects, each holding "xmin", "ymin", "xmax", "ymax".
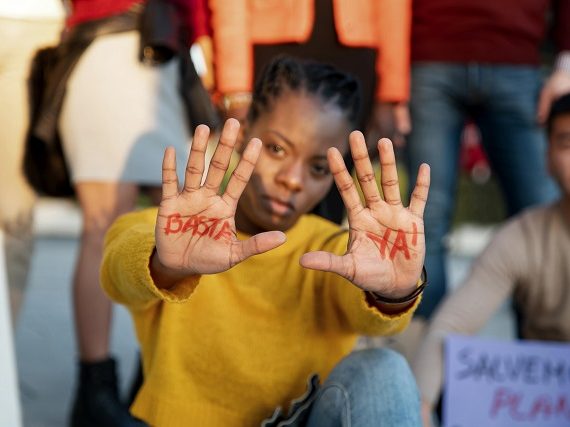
[
  {"xmin": 23, "ymin": 9, "xmax": 142, "ymax": 198},
  {"xmin": 23, "ymin": 46, "xmax": 75, "ymax": 198}
]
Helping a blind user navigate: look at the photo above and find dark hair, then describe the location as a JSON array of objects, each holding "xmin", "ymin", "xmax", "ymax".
[
  {"xmin": 547, "ymin": 93, "xmax": 570, "ymax": 135},
  {"xmin": 247, "ymin": 55, "xmax": 361, "ymax": 127}
]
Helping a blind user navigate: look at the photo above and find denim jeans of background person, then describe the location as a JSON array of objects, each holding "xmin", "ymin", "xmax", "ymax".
[
  {"xmin": 412, "ymin": 93, "xmax": 570, "ymax": 427},
  {"xmin": 399, "ymin": 0, "xmax": 570, "ymax": 362},
  {"xmin": 406, "ymin": 64, "xmax": 559, "ymax": 322},
  {"xmin": 0, "ymin": 1, "xmax": 64, "ymax": 324}
]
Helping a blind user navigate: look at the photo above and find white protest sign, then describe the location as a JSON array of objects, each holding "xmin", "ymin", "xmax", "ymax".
[{"xmin": 444, "ymin": 335, "xmax": 570, "ymax": 427}]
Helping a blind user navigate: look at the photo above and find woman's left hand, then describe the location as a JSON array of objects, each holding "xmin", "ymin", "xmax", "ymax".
[{"xmin": 300, "ymin": 131, "xmax": 430, "ymax": 299}]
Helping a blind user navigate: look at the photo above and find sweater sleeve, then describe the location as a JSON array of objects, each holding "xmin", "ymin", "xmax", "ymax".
[
  {"xmin": 101, "ymin": 209, "xmax": 200, "ymax": 311},
  {"xmin": 375, "ymin": 0, "xmax": 411, "ymax": 102},
  {"xmin": 209, "ymin": 0, "xmax": 253, "ymax": 94},
  {"xmin": 412, "ymin": 218, "xmax": 528, "ymax": 406},
  {"xmin": 321, "ymin": 231, "xmax": 419, "ymax": 336}
]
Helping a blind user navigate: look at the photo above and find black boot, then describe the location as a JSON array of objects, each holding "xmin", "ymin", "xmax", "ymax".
[{"xmin": 70, "ymin": 358, "xmax": 148, "ymax": 427}]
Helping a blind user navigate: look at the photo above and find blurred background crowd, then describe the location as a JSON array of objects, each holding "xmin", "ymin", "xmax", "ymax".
[{"xmin": 1, "ymin": 0, "xmax": 569, "ymax": 426}]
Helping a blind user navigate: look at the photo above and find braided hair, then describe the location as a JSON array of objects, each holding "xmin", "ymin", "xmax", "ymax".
[{"xmin": 247, "ymin": 55, "xmax": 361, "ymax": 128}]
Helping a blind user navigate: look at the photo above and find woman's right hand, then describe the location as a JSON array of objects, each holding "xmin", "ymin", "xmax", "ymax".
[{"xmin": 154, "ymin": 119, "xmax": 286, "ymax": 279}]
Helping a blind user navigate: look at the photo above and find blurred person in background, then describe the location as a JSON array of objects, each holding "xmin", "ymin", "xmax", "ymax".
[
  {"xmin": 412, "ymin": 93, "xmax": 570, "ymax": 427},
  {"xmin": 209, "ymin": 0, "xmax": 412, "ymax": 224},
  {"xmin": 0, "ymin": 0, "xmax": 64, "ymax": 323},
  {"xmin": 54, "ymin": 0, "xmax": 211, "ymax": 425},
  {"xmin": 402, "ymin": 0, "xmax": 570, "ymax": 355}
]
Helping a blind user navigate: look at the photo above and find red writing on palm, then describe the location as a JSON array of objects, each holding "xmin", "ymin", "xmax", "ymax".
[
  {"xmin": 300, "ymin": 131, "xmax": 430, "ymax": 299},
  {"xmin": 164, "ymin": 213, "xmax": 233, "ymax": 242},
  {"xmin": 155, "ymin": 120, "xmax": 286, "ymax": 276},
  {"xmin": 366, "ymin": 221, "xmax": 418, "ymax": 261}
]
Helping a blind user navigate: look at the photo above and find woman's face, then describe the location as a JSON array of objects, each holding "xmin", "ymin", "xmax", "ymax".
[{"xmin": 235, "ymin": 91, "xmax": 351, "ymax": 235}]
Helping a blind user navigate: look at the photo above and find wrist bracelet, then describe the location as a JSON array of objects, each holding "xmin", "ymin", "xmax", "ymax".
[{"xmin": 368, "ymin": 266, "xmax": 427, "ymax": 305}]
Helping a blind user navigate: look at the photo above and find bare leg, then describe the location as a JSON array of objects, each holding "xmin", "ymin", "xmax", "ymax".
[
  {"xmin": 73, "ymin": 182, "xmax": 139, "ymax": 361},
  {"xmin": 70, "ymin": 180, "xmax": 148, "ymax": 427}
]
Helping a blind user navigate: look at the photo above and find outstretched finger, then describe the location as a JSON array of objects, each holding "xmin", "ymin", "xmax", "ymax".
[
  {"xmin": 204, "ymin": 118, "xmax": 240, "ymax": 193},
  {"xmin": 230, "ymin": 231, "xmax": 286, "ymax": 265},
  {"xmin": 162, "ymin": 147, "xmax": 179, "ymax": 201},
  {"xmin": 378, "ymin": 138, "xmax": 402, "ymax": 206},
  {"xmin": 409, "ymin": 163, "xmax": 430, "ymax": 217},
  {"xmin": 328, "ymin": 147, "xmax": 364, "ymax": 219},
  {"xmin": 184, "ymin": 125, "xmax": 210, "ymax": 191},
  {"xmin": 350, "ymin": 131, "xmax": 382, "ymax": 208},
  {"xmin": 223, "ymin": 138, "xmax": 261, "ymax": 206},
  {"xmin": 300, "ymin": 251, "xmax": 355, "ymax": 282}
]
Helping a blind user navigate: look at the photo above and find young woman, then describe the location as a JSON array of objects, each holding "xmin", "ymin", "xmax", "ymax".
[{"xmin": 102, "ymin": 57, "xmax": 430, "ymax": 426}]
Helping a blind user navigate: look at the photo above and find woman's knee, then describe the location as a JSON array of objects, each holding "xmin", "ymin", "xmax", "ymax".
[
  {"xmin": 81, "ymin": 203, "xmax": 116, "ymax": 231},
  {"xmin": 328, "ymin": 348, "xmax": 417, "ymax": 393},
  {"xmin": 77, "ymin": 183, "xmax": 138, "ymax": 241},
  {"xmin": 341, "ymin": 348, "xmax": 409, "ymax": 375},
  {"xmin": 316, "ymin": 349, "xmax": 420, "ymax": 425}
]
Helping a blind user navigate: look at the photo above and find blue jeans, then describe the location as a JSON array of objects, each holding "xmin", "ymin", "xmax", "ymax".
[
  {"xmin": 406, "ymin": 63, "xmax": 559, "ymax": 318},
  {"xmin": 305, "ymin": 349, "xmax": 420, "ymax": 427}
]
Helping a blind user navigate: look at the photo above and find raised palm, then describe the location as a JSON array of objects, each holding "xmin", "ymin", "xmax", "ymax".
[
  {"xmin": 155, "ymin": 119, "xmax": 285, "ymax": 276},
  {"xmin": 301, "ymin": 131, "xmax": 430, "ymax": 298}
]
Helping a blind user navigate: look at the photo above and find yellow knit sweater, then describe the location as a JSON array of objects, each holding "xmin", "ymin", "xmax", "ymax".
[{"xmin": 101, "ymin": 208, "xmax": 418, "ymax": 426}]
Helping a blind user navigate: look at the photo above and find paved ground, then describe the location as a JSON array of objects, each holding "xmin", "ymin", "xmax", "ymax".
[
  {"xmin": 12, "ymin": 200, "xmax": 515, "ymax": 427},
  {"xmin": 16, "ymin": 235, "xmax": 139, "ymax": 427}
]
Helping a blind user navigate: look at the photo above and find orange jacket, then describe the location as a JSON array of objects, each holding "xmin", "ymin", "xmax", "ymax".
[{"xmin": 209, "ymin": 0, "xmax": 411, "ymax": 103}]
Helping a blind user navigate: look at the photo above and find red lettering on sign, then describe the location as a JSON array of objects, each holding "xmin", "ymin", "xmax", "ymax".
[
  {"xmin": 554, "ymin": 395, "xmax": 570, "ymax": 418},
  {"xmin": 489, "ymin": 387, "xmax": 526, "ymax": 421},
  {"xmin": 529, "ymin": 395, "xmax": 553, "ymax": 420}
]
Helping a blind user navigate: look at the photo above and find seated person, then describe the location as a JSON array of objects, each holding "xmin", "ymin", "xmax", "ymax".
[
  {"xmin": 101, "ymin": 56, "xmax": 430, "ymax": 426},
  {"xmin": 412, "ymin": 93, "xmax": 570, "ymax": 427}
]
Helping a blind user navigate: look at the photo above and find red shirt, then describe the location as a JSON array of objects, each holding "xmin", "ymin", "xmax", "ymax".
[
  {"xmin": 67, "ymin": 0, "xmax": 210, "ymax": 44},
  {"xmin": 412, "ymin": 0, "xmax": 570, "ymax": 65}
]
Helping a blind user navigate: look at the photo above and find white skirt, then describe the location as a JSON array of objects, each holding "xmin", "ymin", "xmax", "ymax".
[{"xmin": 60, "ymin": 30, "xmax": 190, "ymax": 185}]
